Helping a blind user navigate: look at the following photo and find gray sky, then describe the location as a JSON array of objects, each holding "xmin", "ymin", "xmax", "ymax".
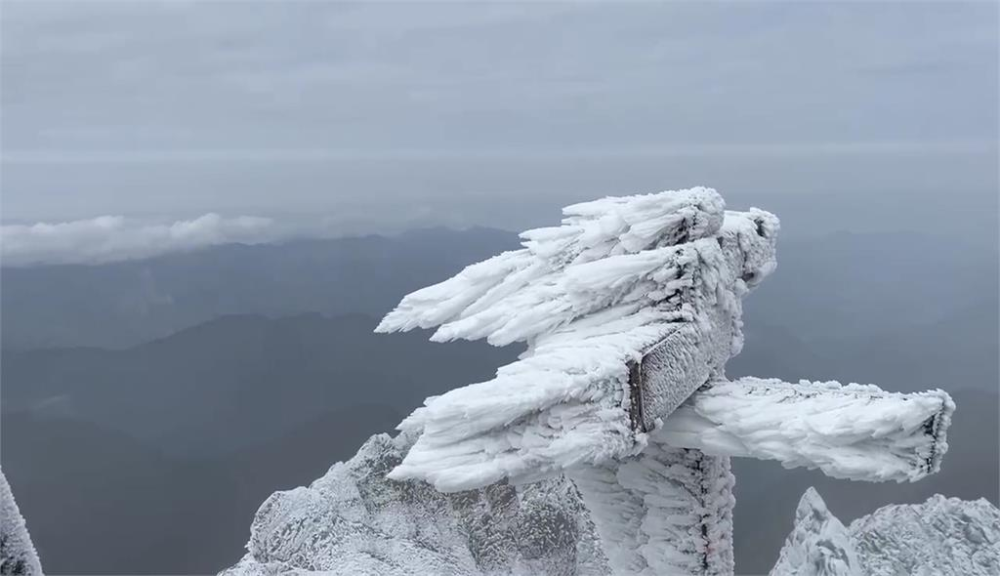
[{"xmin": 1, "ymin": 1, "xmax": 997, "ymax": 261}]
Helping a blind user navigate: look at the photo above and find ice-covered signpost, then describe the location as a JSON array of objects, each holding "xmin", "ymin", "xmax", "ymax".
[{"xmin": 376, "ymin": 187, "xmax": 954, "ymax": 576}]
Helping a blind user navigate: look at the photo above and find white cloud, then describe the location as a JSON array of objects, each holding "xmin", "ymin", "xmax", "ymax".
[{"xmin": 1, "ymin": 213, "xmax": 279, "ymax": 266}]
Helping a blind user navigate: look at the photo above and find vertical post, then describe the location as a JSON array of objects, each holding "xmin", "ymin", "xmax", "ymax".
[{"xmin": 569, "ymin": 440, "xmax": 735, "ymax": 576}]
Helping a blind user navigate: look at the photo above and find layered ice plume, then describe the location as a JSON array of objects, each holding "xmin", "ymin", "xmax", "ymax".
[{"xmin": 376, "ymin": 186, "xmax": 733, "ymax": 344}]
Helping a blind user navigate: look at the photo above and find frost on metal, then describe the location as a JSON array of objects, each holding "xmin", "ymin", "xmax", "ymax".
[
  {"xmin": 376, "ymin": 187, "xmax": 956, "ymax": 575},
  {"xmin": 658, "ymin": 378, "xmax": 954, "ymax": 483},
  {"xmin": 569, "ymin": 441, "xmax": 735, "ymax": 576}
]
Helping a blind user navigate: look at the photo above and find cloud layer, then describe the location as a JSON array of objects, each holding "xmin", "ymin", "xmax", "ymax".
[
  {"xmin": 2, "ymin": 1, "xmax": 996, "ymax": 223},
  {"xmin": 1, "ymin": 213, "xmax": 278, "ymax": 266}
]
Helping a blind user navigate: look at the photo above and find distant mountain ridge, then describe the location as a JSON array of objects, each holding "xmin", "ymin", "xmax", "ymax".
[
  {"xmin": 3, "ymin": 226, "xmax": 996, "ymax": 358},
  {"xmin": 3, "ymin": 312, "xmax": 518, "ymax": 457},
  {"xmin": 1, "ymin": 226, "xmax": 519, "ymax": 350}
]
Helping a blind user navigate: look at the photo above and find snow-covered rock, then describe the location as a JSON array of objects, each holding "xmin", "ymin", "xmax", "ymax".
[
  {"xmin": 770, "ymin": 488, "xmax": 863, "ymax": 576},
  {"xmin": 222, "ymin": 436, "xmax": 998, "ymax": 576},
  {"xmin": 1, "ymin": 469, "xmax": 44, "ymax": 576},
  {"xmin": 221, "ymin": 433, "xmax": 610, "ymax": 576},
  {"xmin": 850, "ymin": 494, "xmax": 1000, "ymax": 576},
  {"xmin": 771, "ymin": 488, "xmax": 1000, "ymax": 576}
]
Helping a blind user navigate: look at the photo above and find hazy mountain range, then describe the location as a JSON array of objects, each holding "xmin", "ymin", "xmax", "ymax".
[{"xmin": 2, "ymin": 227, "xmax": 996, "ymax": 574}]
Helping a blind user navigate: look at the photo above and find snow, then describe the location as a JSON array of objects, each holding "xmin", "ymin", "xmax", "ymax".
[
  {"xmin": 221, "ymin": 432, "xmax": 609, "ymax": 576},
  {"xmin": 770, "ymin": 488, "xmax": 863, "ymax": 576},
  {"xmin": 771, "ymin": 488, "xmax": 1000, "ymax": 576},
  {"xmin": 849, "ymin": 493, "xmax": 1000, "ymax": 576},
  {"xmin": 377, "ymin": 188, "xmax": 781, "ymax": 492},
  {"xmin": 657, "ymin": 378, "xmax": 954, "ymax": 482},
  {"xmin": 376, "ymin": 187, "xmax": 727, "ymax": 342},
  {"xmin": 220, "ymin": 434, "xmax": 998, "ymax": 576},
  {"xmin": 570, "ymin": 440, "xmax": 734, "ymax": 576},
  {"xmin": 1, "ymin": 469, "xmax": 44, "ymax": 576}
]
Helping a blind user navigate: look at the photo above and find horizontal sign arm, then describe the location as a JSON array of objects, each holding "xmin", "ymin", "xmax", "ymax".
[{"xmin": 654, "ymin": 377, "xmax": 954, "ymax": 483}]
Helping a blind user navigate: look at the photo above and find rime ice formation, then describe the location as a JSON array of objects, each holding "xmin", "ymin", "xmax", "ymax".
[
  {"xmin": 850, "ymin": 494, "xmax": 1000, "ymax": 576},
  {"xmin": 770, "ymin": 488, "xmax": 863, "ymax": 576},
  {"xmin": 378, "ymin": 187, "xmax": 781, "ymax": 491},
  {"xmin": 377, "ymin": 186, "xmax": 956, "ymax": 575},
  {"xmin": 569, "ymin": 441, "xmax": 735, "ymax": 576},
  {"xmin": 218, "ymin": 442, "xmax": 998, "ymax": 576},
  {"xmin": 658, "ymin": 378, "xmax": 953, "ymax": 482},
  {"xmin": 1, "ymin": 469, "xmax": 44, "ymax": 576},
  {"xmin": 771, "ymin": 488, "xmax": 1000, "ymax": 576},
  {"xmin": 221, "ymin": 433, "xmax": 609, "ymax": 576},
  {"xmin": 377, "ymin": 188, "xmax": 954, "ymax": 576}
]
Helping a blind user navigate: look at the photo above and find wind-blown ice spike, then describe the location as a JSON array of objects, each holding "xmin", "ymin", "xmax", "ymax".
[{"xmin": 376, "ymin": 186, "xmax": 729, "ymax": 345}]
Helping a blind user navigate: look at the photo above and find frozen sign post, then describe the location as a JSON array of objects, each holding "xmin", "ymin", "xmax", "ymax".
[{"xmin": 376, "ymin": 187, "xmax": 954, "ymax": 576}]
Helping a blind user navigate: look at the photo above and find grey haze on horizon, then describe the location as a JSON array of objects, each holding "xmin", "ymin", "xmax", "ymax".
[{"xmin": 2, "ymin": 1, "xmax": 997, "ymax": 263}]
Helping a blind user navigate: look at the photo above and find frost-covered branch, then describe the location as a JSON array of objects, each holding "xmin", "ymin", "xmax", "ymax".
[{"xmin": 656, "ymin": 378, "xmax": 954, "ymax": 482}]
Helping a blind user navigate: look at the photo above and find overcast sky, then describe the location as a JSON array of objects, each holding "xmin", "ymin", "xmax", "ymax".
[{"xmin": 1, "ymin": 1, "xmax": 997, "ymax": 259}]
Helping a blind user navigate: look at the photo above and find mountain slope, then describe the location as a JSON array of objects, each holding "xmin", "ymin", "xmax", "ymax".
[{"xmin": 3, "ymin": 313, "xmax": 518, "ymax": 457}]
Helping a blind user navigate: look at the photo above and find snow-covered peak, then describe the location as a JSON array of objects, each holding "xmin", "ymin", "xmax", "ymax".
[
  {"xmin": 770, "ymin": 488, "xmax": 863, "ymax": 576},
  {"xmin": 1, "ymin": 469, "xmax": 44, "ymax": 576},
  {"xmin": 850, "ymin": 494, "xmax": 1000, "ymax": 576},
  {"xmin": 771, "ymin": 488, "xmax": 1000, "ymax": 576}
]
